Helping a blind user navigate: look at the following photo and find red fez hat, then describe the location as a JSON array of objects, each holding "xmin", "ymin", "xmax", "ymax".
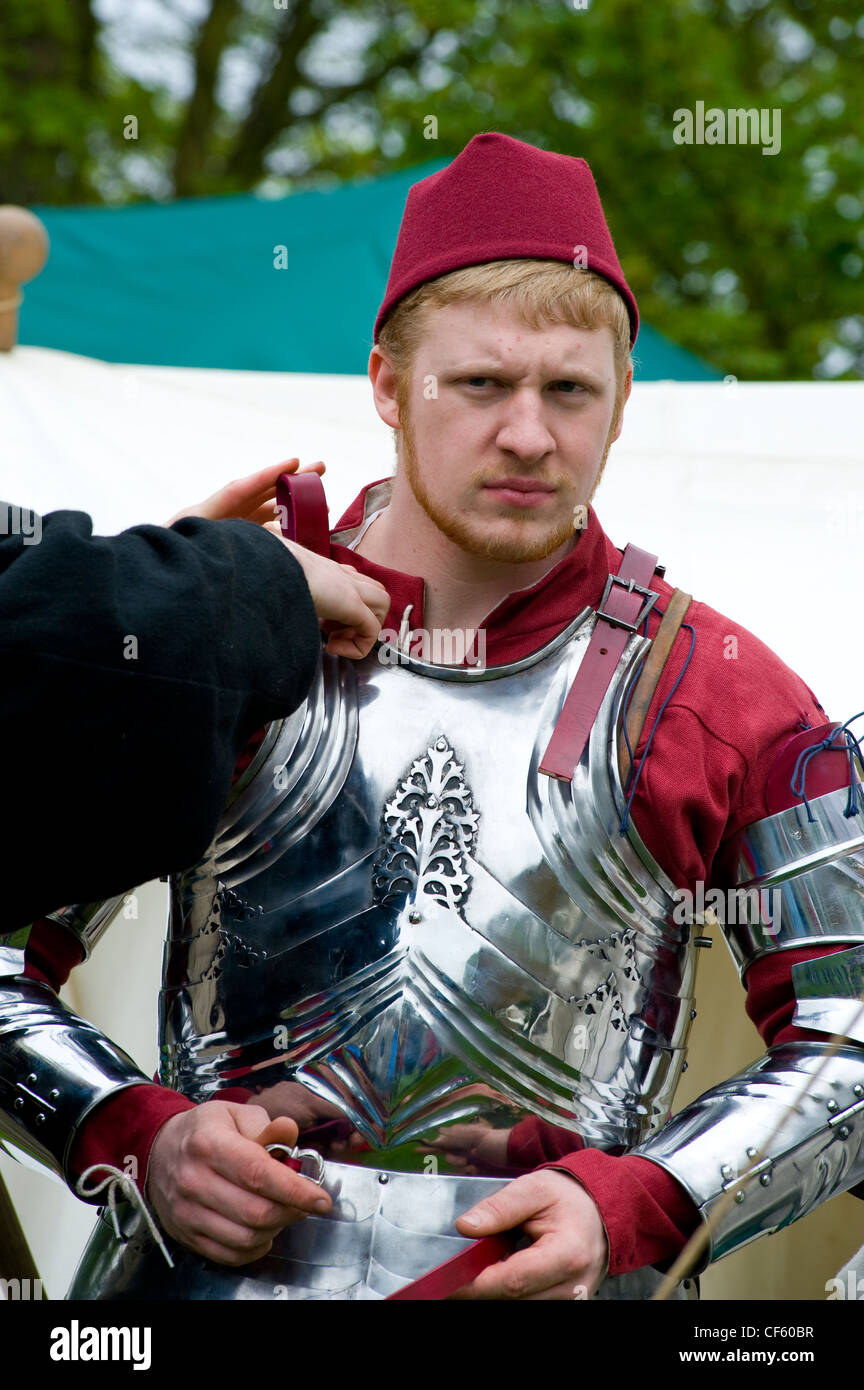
[{"xmin": 374, "ymin": 131, "xmax": 638, "ymax": 347}]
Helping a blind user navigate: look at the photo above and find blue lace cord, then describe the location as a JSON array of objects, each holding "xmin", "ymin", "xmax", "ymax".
[
  {"xmin": 618, "ymin": 617, "xmax": 697, "ymax": 834},
  {"xmin": 789, "ymin": 711, "xmax": 864, "ymax": 823}
]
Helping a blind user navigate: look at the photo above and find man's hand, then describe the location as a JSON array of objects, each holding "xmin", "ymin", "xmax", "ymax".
[
  {"xmin": 273, "ymin": 537, "xmax": 390, "ymax": 660},
  {"xmin": 164, "ymin": 457, "xmax": 390, "ymax": 658},
  {"xmin": 145, "ymin": 1101, "xmax": 332, "ymax": 1266},
  {"xmin": 451, "ymin": 1169, "xmax": 609, "ymax": 1300},
  {"xmin": 165, "ymin": 458, "xmax": 324, "ymax": 528}
]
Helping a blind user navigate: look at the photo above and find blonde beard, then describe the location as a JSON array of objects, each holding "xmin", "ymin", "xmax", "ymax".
[{"xmin": 398, "ymin": 405, "xmax": 619, "ymax": 564}]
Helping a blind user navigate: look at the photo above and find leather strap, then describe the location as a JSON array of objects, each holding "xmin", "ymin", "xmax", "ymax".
[
  {"xmin": 539, "ymin": 544, "xmax": 661, "ymax": 783},
  {"xmin": 276, "ymin": 470, "xmax": 330, "ymax": 556},
  {"xmin": 386, "ymin": 1232, "xmax": 518, "ymax": 1301},
  {"xmin": 616, "ymin": 587, "xmax": 692, "ymax": 786}
]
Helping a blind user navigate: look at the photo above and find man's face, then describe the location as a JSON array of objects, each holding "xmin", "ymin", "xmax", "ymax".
[{"xmin": 375, "ymin": 299, "xmax": 631, "ymax": 564}]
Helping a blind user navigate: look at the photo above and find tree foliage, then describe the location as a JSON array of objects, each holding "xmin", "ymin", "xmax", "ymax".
[{"xmin": 1, "ymin": 0, "xmax": 862, "ymax": 379}]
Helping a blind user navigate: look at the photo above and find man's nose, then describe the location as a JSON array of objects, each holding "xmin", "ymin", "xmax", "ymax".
[{"xmin": 494, "ymin": 390, "xmax": 556, "ymax": 461}]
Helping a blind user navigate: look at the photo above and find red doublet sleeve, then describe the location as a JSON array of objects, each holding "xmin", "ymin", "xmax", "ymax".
[
  {"xmin": 540, "ymin": 1150, "xmax": 701, "ymax": 1277},
  {"xmin": 68, "ymin": 1085, "xmax": 197, "ymax": 1200}
]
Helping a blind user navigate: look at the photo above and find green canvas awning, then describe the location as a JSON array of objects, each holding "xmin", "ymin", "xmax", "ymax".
[{"xmin": 21, "ymin": 158, "xmax": 719, "ymax": 380}]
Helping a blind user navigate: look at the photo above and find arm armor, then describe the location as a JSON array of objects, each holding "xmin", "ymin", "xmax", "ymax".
[
  {"xmin": 630, "ymin": 782, "xmax": 864, "ymax": 1272},
  {"xmin": 0, "ymin": 900, "xmax": 149, "ymax": 1185}
]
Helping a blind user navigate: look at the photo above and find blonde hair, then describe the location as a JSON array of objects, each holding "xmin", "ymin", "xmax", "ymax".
[{"xmin": 377, "ymin": 259, "xmax": 632, "ymax": 428}]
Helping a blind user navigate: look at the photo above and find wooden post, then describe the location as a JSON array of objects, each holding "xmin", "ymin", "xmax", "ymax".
[{"xmin": 0, "ymin": 206, "xmax": 49, "ymax": 352}]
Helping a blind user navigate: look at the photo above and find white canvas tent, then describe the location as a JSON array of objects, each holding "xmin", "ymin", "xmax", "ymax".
[{"xmin": 2, "ymin": 343, "xmax": 863, "ymax": 1299}]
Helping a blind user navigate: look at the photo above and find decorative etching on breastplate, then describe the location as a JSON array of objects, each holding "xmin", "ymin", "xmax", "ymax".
[{"xmin": 160, "ymin": 608, "xmax": 698, "ymax": 1174}]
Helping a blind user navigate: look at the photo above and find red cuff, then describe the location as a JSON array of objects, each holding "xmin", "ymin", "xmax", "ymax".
[
  {"xmin": 540, "ymin": 1149, "xmax": 701, "ymax": 1277},
  {"xmin": 68, "ymin": 1084, "xmax": 196, "ymax": 1201},
  {"xmin": 23, "ymin": 919, "xmax": 84, "ymax": 992}
]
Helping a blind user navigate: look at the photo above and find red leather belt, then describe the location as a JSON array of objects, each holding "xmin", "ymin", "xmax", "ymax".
[
  {"xmin": 276, "ymin": 469, "xmax": 330, "ymax": 556},
  {"xmin": 539, "ymin": 543, "xmax": 660, "ymax": 783},
  {"xmin": 385, "ymin": 1232, "xmax": 519, "ymax": 1301}
]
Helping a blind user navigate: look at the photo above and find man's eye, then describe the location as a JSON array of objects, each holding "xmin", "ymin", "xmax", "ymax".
[
  {"xmin": 465, "ymin": 377, "xmax": 494, "ymax": 388},
  {"xmin": 552, "ymin": 381, "xmax": 584, "ymax": 394}
]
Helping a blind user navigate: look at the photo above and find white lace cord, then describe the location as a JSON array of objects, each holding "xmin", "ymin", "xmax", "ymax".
[
  {"xmin": 75, "ymin": 1164, "xmax": 175, "ymax": 1269},
  {"xmin": 398, "ymin": 604, "xmax": 414, "ymax": 656}
]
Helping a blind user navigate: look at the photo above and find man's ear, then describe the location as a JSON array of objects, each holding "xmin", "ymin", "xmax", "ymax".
[
  {"xmin": 368, "ymin": 346, "xmax": 401, "ymax": 430},
  {"xmin": 610, "ymin": 363, "xmax": 633, "ymax": 444}
]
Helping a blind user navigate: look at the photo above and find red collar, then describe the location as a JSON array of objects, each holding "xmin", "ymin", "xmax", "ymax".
[{"xmin": 330, "ymin": 476, "xmax": 632, "ymax": 666}]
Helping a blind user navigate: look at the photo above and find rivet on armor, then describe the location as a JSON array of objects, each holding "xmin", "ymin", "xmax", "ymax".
[
  {"xmin": 435, "ymin": 737, "xmax": 447, "ymax": 750},
  {"xmin": 854, "ymin": 1085, "xmax": 864, "ymax": 1099},
  {"xmin": 378, "ymin": 1173, "xmax": 390, "ymax": 1185},
  {"xmin": 681, "ymin": 1061, "xmax": 688, "ymax": 1072},
  {"xmin": 26, "ymin": 1072, "xmax": 36, "ymax": 1085},
  {"xmin": 746, "ymin": 1147, "xmax": 757, "ymax": 1159},
  {"xmin": 690, "ymin": 1009, "xmax": 697, "ymax": 1020},
  {"xmin": 35, "ymin": 1113, "xmax": 45, "ymax": 1125},
  {"xmin": 13, "ymin": 1098, "xmax": 23, "ymax": 1110},
  {"xmin": 408, "ymin": 909, "xmax": 421, "ymax": 924},
  {"xmin": 426, "ymin": 794, "xmax": 438, "ymax": 808},
  {"xmin": 827, "ymin": 1099, "xmax": 839, "ymax": 1112},
  {"xmin": 721, "ymin": 1164, "xmax": 734, "ymax": 1180},
  {"xmin": 838, "ymin": 1126, "xmax": 851, "ymax": 1139},
  {"xmin": 49, "ymin": 1089, "xmax": 59, "ymax": 1101},
  {"xmin": 734, "ymin": 1192, "xmax": 745, "ymax": 1204},
  {"xmin": 759, "ymin": 1173, "xmax": 771, "ymax": 1186}
]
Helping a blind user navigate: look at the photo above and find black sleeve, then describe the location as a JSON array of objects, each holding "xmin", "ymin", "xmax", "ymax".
[{"xmin": 0, "ymin": 506, "xmax": 322, "ymax": 929}]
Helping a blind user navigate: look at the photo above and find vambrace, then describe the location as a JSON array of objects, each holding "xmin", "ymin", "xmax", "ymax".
[
  {"xmin": 0, "ymin": 966, "xmax": 149, "ymax": 1184},
  {"xmin": 639, "ymin": 767, "xmax": 864, "ymax": 1272},
  {"xmin": 629, "ymin": 1041, "xmax": 864, "ymax": 1272}
]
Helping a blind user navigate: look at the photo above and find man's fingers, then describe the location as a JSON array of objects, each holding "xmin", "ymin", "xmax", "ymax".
[
  {"xmin": 173, "ymin": 1169, "xmax": 304, "ymax": 1240},
  {"xmin": 169, "ymin": 459, "xmax": 327, "ymax": 525},
  {"xmin": 188, "ymin": 1125, "xmax": 330, "ymax": 1215},
  {"xmin": 456, "ymin": 1177, "xmax": 549, "ymax": 1238},
  {"xmin": 253, "ymin": 1116, "xmax": 301, "ymax": 1150}
]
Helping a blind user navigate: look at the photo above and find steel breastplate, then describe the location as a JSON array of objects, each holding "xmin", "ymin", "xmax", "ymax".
[{"xmin": 160, "ymin": 607, "xmax": 697, "ymax": 1172}]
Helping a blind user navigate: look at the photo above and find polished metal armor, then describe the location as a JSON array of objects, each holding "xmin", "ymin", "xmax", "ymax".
[
  {"xmin": 156, "ymin": 607, "xmax": 696, "ymax": 1157},
  {"xmin": 3, "ymin": 563, "xmax": 864, "ymax": 1299},
  {"xmin": 69, "ymin": 604, "xmax": 708, "ymax": 1299}
]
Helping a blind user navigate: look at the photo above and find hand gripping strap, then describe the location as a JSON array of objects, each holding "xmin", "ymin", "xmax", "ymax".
[
  {"xmin": 540, "ymin": 544, "xmax": 660, "ymax": 783},
  {"xmin": 386, "ymin": 1232, "xmax": 518, "ymax": 1301},
  {"xmin": 276, "ymin": 471, "xmax": 330, "ymax": 556}
]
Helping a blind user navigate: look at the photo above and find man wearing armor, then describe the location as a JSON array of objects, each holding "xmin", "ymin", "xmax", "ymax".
[{"xmin": 2, "ymin": 132, "xmax": 863, "ymax": 1301}]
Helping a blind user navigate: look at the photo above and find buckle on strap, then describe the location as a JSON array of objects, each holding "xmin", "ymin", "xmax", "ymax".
[
  {"xmin": 266, "ymin": 1143, "xmax": 326, "ymax": 1185},
  {"xmin": 596, "ymin": 573, "xmax": 659, "ymax": 634}
]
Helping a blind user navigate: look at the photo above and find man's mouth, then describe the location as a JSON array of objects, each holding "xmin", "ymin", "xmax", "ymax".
[{"xmin": 482, "ymin": 477, "xmax": 557, "ymax": 508}]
